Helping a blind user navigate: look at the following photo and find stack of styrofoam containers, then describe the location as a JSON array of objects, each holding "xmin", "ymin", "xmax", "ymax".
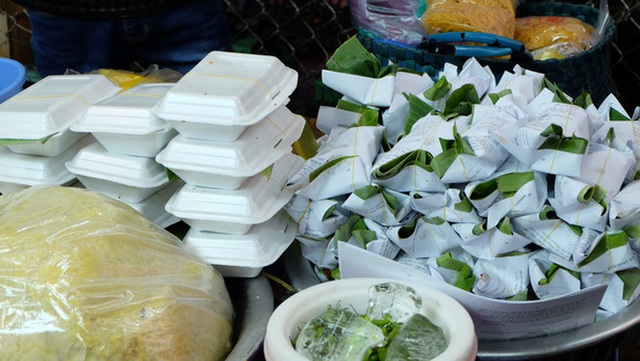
[
  {"xmin": 0, "ymin": 74, "xmax": 120, "ymax": 195},
  {"xmin": 153, "ymin": 51, "xmax": 306, "ymax": 277},
  {"xmin": 66, "ymin": 83, "xmax": 182, "ymax": 228}
]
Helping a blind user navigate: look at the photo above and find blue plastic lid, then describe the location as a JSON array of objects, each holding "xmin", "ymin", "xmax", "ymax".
[{"xmin": 0, "ymin": 57, "xmax": 27, "ymax": 104}]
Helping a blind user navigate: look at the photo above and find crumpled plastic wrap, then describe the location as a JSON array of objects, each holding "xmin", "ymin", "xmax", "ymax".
[
  {"xmin": 0, "ymin": 186, "xmax": 235, "ymax": 361},
  {"xmin": 420, "ymin": 0, "xmax": 517, "ymax": 39}
]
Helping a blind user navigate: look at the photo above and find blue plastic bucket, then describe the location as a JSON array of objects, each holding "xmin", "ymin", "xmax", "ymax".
[{"xmin": 0, "ymin": 57, "xmax": 27, "ymax": 104}]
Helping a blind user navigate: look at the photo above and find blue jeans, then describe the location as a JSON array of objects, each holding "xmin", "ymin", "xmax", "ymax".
[{"xmin": 27, "ymin": 0, "xmax": 232, "ymax": 76}]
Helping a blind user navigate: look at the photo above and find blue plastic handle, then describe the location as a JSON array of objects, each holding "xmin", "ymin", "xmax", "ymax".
[
  {"xmin": 426, "ymin": 32, "xmax": 525, "ymax": 54},
  {"xmin": 452, "ymin": 45, "xmax": 513, "ymax": 57}
]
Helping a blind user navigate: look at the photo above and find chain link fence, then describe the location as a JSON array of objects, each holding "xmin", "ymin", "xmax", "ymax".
[{"xmin": 1, "ymin": 0, "xmax": 638, "ymax": 117}]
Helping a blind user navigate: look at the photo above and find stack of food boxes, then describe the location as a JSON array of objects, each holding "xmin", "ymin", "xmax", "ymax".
[
  {"xmin": 0, "ymin": 74, "xmax": 119, "ymax": 195},
  {"xmin": 153, "ymin": 51, "xmax": 306, "ymax": 277},
  {"xmin": 66, "ymin": 83, "xmax": 182, "ymax": 228}
]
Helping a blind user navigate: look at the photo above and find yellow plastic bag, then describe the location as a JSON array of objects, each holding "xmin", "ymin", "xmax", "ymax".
[
  {"xmin": 0, "ymin": 186, "xmax": 235, "ymax": 361},
  {"xmin": 514, "ymin": 16, "xmax": 595, "ymax": 59},
  {"xmin": 420, "ymin": 0, "xmax": 517, "ymax": 39}
]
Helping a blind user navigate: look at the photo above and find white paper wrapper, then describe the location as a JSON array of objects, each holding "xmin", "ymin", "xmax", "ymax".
[
  {"xmin": 287, "ymin": 125, "xmax": 384, "ymax": 200},
  {"xmin": 453, "ymin": 221, "xmax": 531, "ymax": 260},
  {"xmin": 342, "ymin": 186, "xmax": 413, "ymax": 226},
  {"xmin": 609, "ymin": 180, "xmax": 640, "ymax": 230},
  {"xmin": 472, "ymin": 252, "xmax": 531, "ymax": 299},
  {"xmin": 386, "ymin": 216, "xmax": 461, "ymax": 258},
  {"xmin": 486, "ymin": 65, "xmax": 544, "ymax": 111},
  {"xmin": 426, "ymin": 247, "xmax": 477, "ymax": 290},
  {"xmin": 529, "ymin": 250, "xmax": 582, "ymax": 300},
  {"xmin": 581, "ymin": 269, "xmax": 640, "ymax": 313},
  {"xmin": 548, "ymin": 175, "xmax": 609, "ymax": 231},
  {"xmin": 465, "ymin": 157, "xmax": 548, "ymax": 229},
  {"xmin": 550, "ymin": 231, "xmax": 640, "ymax": 273},
  {"xmin": 315, "ymin": 105, "xmax": 362, "ymax": 135},
  {"xmin": 321, "ymin": 70, "xmax": 395, "ymax": 107},
  {"xmin": 449, "ymin": 58, "xmax": 494, "ymax": 99},
  {"xmin": 285, "ymin": 196, "xmax": 351, "ymax": 238},
  {"xmin": 511, "ymin": 210, "xmax": 593, "ymax": 263},
  {"xmin": 410, "ymin": 188, "xmax": 482, "ymax": 224},
  {"xmin": 492, "ymin": 89, "xmax": 595, "ymax": 177}
]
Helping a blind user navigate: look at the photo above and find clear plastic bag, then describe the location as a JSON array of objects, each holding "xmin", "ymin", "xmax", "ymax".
[
  {"xmin": 0, "ymin": 186, "xmax": 235, "ymax": 361},
  {"xmin": 420, "ymin": 0, "xmax": 517, "ymax": 39},
  {"xmin": 514, "ymin": 16, "xmax": 595, "ymax": 60},
  {"xmin": 350, "ymin": 0, "xmax": 428, "ymax": 45}
]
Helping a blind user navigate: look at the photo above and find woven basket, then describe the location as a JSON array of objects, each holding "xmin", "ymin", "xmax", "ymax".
[{"xmin": 358, "ymin": 2, "xmax": 616, "ymax": 105}]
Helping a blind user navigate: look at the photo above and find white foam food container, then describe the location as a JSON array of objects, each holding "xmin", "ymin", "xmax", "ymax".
[
  {"xmin": 65, "ymin": 142, "xmax": 174, "ymax": 203},
  {"xmin": 165, "ymin": 153, "xmax": 303, "ymax": 228},
  {"xmin": 156, "ymin": 105, "xmax": 305, "ymax": 188},
  {"xmin": 183, "ymin": 210, "xmax": 297, "ymax": 278},
  {"xmin": 72, "ymin": 83, "xmax": 177, "ymax": 157},
  {"xmin": 7, "ymin": 126, "xmax": 86, "ymax": 157},
  {"xmin": 153, "ymin": 51, "xmax": 297, "ymax": 139},
  {"xmin": 0, "ymin": 135, "xmax": 95, "ymax": 189},
  {"xmin": 121, "ymin": 179, "xmax": 184, "ymax": 228},
  {"xmin": 0, "ymin": 74, "xmax": 121, "ymax": 140}
]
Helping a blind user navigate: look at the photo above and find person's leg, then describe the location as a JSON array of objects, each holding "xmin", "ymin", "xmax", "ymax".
[
  {"xmin": 26, "ymin": 11, "xmax": 128, "ymax": 77},
  {"xmin": 122, "ymin": 0, "xmax": 233, "ymax": 74}
]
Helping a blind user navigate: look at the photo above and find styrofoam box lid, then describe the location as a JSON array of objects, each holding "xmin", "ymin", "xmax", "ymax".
[
  {"xmin": 165, "ymin": 153, "xmax": 303, "ymax": 224},
  {"xmin": 65, "ymin": 142, "xmax": 171, "ymax": 188},
  {"xmin": 153, "ymin": 51, "xmax": 298, "ymax": 125},
  {"xmin": 0, "ymin": 135, "xmax": 96, "ymax": 186},
  {"xmin": 72, "ymin": 83, "xmax": 173, "ymax": 135},
  {"xmin": 182, "ymin": 210, "xmax": 297, "ymax": 268},
  {"xmin": 0, "ymin": 74, "xmax": 121, "ymax": 139},
  {"xmin": 156, "ymin": 105, "xmax": 305, "ymax": 177}
]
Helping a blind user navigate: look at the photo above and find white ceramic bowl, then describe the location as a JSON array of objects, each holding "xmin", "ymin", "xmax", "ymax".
[{"xmin": 264, "ymin": 277, "xmax": 477, "ymax": 361}]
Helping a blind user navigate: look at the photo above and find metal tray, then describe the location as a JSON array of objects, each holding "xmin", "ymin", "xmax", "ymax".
[{"xmin": 282, "ymin": 242, "xmax": 640, "ymax": 360}]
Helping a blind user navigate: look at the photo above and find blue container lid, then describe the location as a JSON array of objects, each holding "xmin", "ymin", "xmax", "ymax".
[{"xmin": 0, "ymin": 57, "xmax": 27, "ymax": 104}]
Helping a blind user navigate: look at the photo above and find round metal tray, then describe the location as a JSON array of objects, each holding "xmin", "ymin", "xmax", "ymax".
[{"xmin": 282, "ymin": 242, "xmax": 640, "ymax": 360}]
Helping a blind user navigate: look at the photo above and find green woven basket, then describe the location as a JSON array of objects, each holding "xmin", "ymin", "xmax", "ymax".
[{"xmin": 359, "ymin": 2, "xmax": 616, "ymax": 105}]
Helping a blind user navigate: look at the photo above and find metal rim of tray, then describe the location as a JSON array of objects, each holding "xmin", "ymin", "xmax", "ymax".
[{"xmin": 282, "ymin": 242, "xmax": 640, "ymax": 360}]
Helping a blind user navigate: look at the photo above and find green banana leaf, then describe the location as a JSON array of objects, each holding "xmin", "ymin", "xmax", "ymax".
[
  {"xmin": 609, "ymin": 108, "xmax": 630, "ymax": 121},
  {"xmin": 497, "ymin": 172, "xmax": 535, "ymax": 198},
  {"xmin": 618, "ymin": 268, "xmax": 640, "ymax": 301},
  {"xmin": 372, "ymin": 149, "xmax": 434, "ymax": 180},
  {"xmin": 325, "ymin": 35, "xmax": 397, "ymax": 78},
  {"xmin": 578, "ymin": 232, "xmax": 628, "ymax": 268},
  {"xmin": 404, "ymin": 93, "xmax": 434, "ymax": 135},
  {"xmin": 435, "ymin": 252, "xmax": 476, "ymax": 291},
  {"xmin": 0, "ymin": 134, "xmax": 56, "ymax": 147},
  {"xmin": 440, "ymin": 84, "xmax": 480, "ymax": 120},
  {"xmin": 538, "ymin": 124, "xmax": 588, "ymax": 155},
  {"xmin": 423, "ymin": 76, "xmax": 451, "ymax": 101},
  {"xmin": 577, "ymin": 184, "xmax": 608, "ymax": 211},
  {"xmin": 334, "ymin": 214, "xmax": 367, "ymax": 243},
  {"xmin": 538, "ymin": 263, "xmax": 580, "ymax": 285},
  {"xmin": 352, "ymin": 185, "xmax": 399, "ymax": 215},
  {"xmin": 431, "ymin": 125, "xmax": 476, "ymax": 178},
  {"xmin": 488, "ymin": 89, "xmax": 512, "ymax": 104},
  {"xmin": 454, "ymin": 192, "xmax": 473, "ymax": 213}
]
